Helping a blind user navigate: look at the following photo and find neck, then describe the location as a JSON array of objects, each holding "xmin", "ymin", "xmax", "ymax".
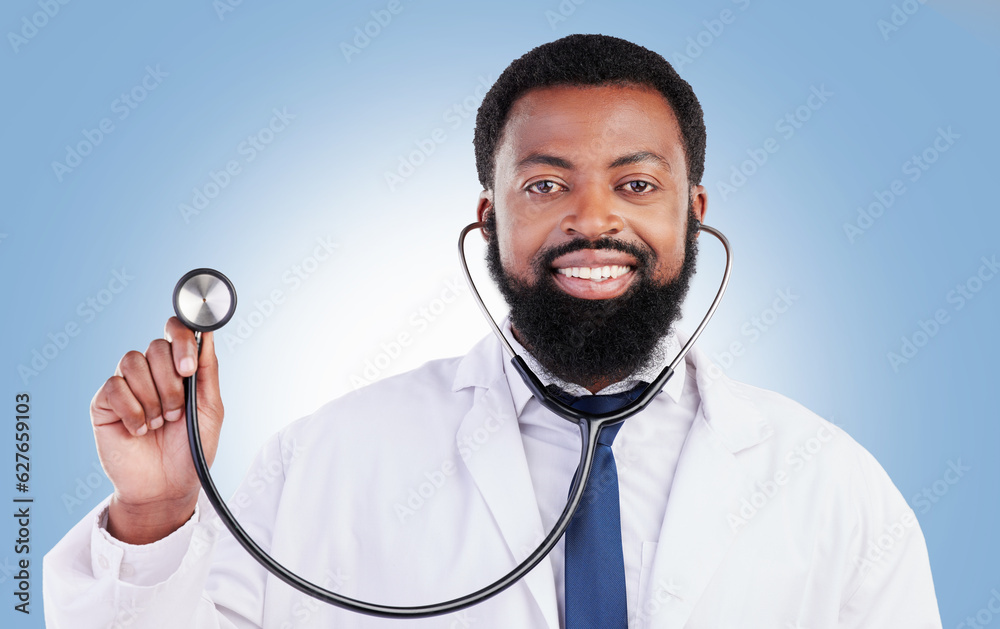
[{"xmin": 580, "ymin": 378, "xmax": 615, "ymax": 395}]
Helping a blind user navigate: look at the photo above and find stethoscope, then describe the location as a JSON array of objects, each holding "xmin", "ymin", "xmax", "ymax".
[{"xmin": 171, "ymin": 219, "xmax": 731, "ymax": 618}]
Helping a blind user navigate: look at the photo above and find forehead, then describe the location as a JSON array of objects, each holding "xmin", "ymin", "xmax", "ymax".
[{"xmin": 496, "ymin": 83, "xmax": 685, "ymax": 172}]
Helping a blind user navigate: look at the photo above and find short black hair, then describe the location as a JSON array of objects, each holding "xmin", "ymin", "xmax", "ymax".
[{"xmin": 473, "ymin": 33, "xmax": 706, "ymax": 191}]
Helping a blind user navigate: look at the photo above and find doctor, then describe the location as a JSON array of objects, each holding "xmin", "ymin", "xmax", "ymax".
[{"xmin": 44, "ymin": 34, "xmax": 942, "ymax": 628}]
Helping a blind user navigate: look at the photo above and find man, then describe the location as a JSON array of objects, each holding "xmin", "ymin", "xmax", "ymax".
[{"xmin": 44, "ymin": 34, "xmax": 942, "ymax": 628}]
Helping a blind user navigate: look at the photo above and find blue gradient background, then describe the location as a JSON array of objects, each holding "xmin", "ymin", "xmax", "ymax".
[{"xmin": 1, "ymin": 0, "xmax": 997, "ymax": 626}]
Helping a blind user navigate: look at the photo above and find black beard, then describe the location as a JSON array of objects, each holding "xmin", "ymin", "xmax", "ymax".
[{"xmin": 484, "ymin": 206, "xmax": 700, "ymax": 389}]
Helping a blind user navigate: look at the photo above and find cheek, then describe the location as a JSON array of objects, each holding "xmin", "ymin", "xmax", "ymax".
[
  {"xmin": 497, "ymin": 213, "xmax": 551, "ymax": 279},
  {"xmin": 497, "ymin": 232, "xmax": 521, "ymax": 274},
  {"xmin": 643, "ymin": 227, "xmax": 688, "ymax": 281}
]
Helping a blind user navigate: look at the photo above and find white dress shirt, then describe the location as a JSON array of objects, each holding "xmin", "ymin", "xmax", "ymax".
[{"xmin": 502, "ymin": 319, "xmax": 699, "ymax": 626}]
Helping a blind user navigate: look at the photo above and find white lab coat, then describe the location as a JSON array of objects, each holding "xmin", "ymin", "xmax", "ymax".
[{"xmin": 44, "ymin": 330, "xmax": 942, "ymax": 628}]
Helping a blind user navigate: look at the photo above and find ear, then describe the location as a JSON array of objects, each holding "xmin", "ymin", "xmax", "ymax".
[
  {"xmin": 690, "ymin": 184, "xmax": 708, "ymax": 236},
  {"xmin": 476, "ymin": 190, "xmax": 493, "ymax": 242}
]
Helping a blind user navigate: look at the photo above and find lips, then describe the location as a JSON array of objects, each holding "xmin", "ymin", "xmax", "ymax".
[
  {"xmin": 555, "ymin": 265, "xmax": 631, "ymax": 281},
  {"xmin": 550, "ymin": 251, "xmax": 639, "ymax": 299}
]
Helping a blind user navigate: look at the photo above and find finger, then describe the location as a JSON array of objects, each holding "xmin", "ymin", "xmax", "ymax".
[
  {"xmin": 192, "ymin": 331, "xmax": 224, "ymax": 468},
  {"xmin": 117, "ymin": 351, "xmax": 163, "ymax": 432},
  {"xmin": 146, "ymin": 339, "xmax": 185, "ymax": 424},
  {"xmin": 92, "ymin": 376, "xmax": 147, "ymax": 436},
  {"xmin": 195, "ymin": 331, "xmax": 222, "ymax": 411},
  {"xmin": 164, "ymin": 316, "xmax": 198, "ymax": 377}
]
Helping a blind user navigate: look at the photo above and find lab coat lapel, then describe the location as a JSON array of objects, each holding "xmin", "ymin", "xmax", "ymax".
[
  {"xmin": 452, "ymin": 336, "xmax": 560, "ymax": 629},
  {"xmin": 638, "ymin": 342, "xmax": 773, "ymax": 629}
]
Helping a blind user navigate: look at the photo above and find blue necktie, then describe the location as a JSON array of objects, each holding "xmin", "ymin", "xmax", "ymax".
[{"xmin": 557, "ymin": 383, "xmax": 647, "ymax": 629}]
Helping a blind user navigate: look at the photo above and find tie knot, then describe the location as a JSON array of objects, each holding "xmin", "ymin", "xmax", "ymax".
[
  {"xmin": 551, "ymin": 382, "xmax": 649, "ymax": 415},
  {"xmin": 596, "ymin": 421, "xmax": 623, "ymax": 447},
  {"xmin": 543, "ymin": 382, "xmax": 650, "ymax": 448}
]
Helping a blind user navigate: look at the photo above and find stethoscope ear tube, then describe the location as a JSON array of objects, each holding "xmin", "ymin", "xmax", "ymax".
[
  {"xmin": 462, "ymin": 219, "xmax": 733, "ymax": 427},
  {"xmin": 178, "ymin": 219, "xmax": 731, "ymax": 617}
]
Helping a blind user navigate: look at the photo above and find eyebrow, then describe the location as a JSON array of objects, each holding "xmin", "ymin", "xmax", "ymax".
[
  {"xmin": 608, "ymin": 150, "xmax": 671, "ymax": 172},
  {"xmin": 515, "ymin": 153, "xmax": 573, "ymax": 172},
  {"xmin": 514, "ymin": 150, "xmax": 671, "ymax": 173}
]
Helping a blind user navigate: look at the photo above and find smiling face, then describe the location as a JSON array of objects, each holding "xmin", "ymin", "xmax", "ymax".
[
  {"xmin": 479, "ymin": 83, "xmax": 707, "ymax": 291},
  {"xmin": 478, "ymin": 83, "xmax": 708, "ymax": 391}
]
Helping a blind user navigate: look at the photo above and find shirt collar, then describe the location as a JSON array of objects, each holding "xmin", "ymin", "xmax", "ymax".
[{"xmin": 500, "ymin": 316, "xmax": 687, "ymax": 417}]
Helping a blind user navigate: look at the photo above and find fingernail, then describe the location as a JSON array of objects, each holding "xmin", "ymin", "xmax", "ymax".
[
  {"xmin": 136, "ymin": 425, "xmax": 148, "ymax": 436},
  {"xmin": 149, "ymin": 417, "xmax": 164, "ymax": 430},
  {"xmin": 180, "ymin": 357, "xmax": 195, "ymax": 374},
  {"xmin": 165, "ymin": 409, "xmax": 182, "ymax": 422}
]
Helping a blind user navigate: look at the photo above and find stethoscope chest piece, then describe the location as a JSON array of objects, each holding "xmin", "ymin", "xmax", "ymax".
[{"xmin": 172, "ymin": 268, "xmax": 237, "ymax": 332}]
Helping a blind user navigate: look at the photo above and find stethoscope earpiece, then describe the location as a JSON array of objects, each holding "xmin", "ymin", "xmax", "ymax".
[{"xmin": 173, "ymin": 268, "xmax": 238, "ymax": 332}]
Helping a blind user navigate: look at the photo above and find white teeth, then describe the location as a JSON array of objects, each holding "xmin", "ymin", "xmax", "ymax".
[{"xmin": 556, "ymin": 265, "xmax": 632, "ymax": 281}]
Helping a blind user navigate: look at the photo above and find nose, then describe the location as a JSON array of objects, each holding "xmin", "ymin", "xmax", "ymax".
[{"xmin": 558, "ymin": 181, "xmax": 624, "ymax": 239}]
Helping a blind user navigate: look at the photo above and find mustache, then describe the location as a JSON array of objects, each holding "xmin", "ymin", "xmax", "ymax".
[{"xmin": 533, "ymin": 237, "xmax": 656, "ymax": 273}]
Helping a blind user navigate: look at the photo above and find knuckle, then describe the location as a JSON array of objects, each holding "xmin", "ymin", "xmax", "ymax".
[
  {"xmin": 110, "ymin": 390, "xmax": 142, "ymax": 422},
  {"xmin": 149, "ymin": 346, "xmax": 181, "ymax": 381},
  {"xmin": 125, "ymin": 396, "xmax": 145, "ymax": 420},
  {"xmin": 160, "ymin": 372, "xmax": 183, "ymax": 394},
  {"xmin": 119, "ymin": 350, "xmax": 147, "ymax": 374},
  {"xmin": 107, "ymin": 375, "xmax": 129, "ymax": 398},
  {"xmin": 153, "ymin": 367, "xmax": 184, "ymax": 400},
  {"xmin": 98, "ymin": 376, "xmax": 117, "ymax": 397},
  {"xmin": 140, "ymin": 391, "xmax": 162, "ymax": 412},
  {"xmin": 147, "ymin": 338, "xmax": 170, "ymax": 358}
]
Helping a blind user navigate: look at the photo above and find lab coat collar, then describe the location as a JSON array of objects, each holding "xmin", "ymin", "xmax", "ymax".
[
  {"xmin": 452, "ymin": 328, "xmax": 774, "ymax": 628},
  {"xmin": 452, "ymin": 327, "xmax": 771, "ymax": 455}
]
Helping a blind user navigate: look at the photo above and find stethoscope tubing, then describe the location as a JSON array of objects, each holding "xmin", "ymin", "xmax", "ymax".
[
  {"xmin": 184, "ymin": 340, "xmax": 600, "ymax": 617},
  {"xmin": 183, "ymin": 220, "xmax": 732, "ymax": 617}
]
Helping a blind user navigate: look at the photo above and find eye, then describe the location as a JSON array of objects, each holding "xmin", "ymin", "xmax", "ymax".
[
  {"xmin": 526, "ymin": 180, "xmax": 564, "ymax": 194},
  {"xmin": 619, "ymin": 180, "xmax": 657, "ymax": 194}
]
